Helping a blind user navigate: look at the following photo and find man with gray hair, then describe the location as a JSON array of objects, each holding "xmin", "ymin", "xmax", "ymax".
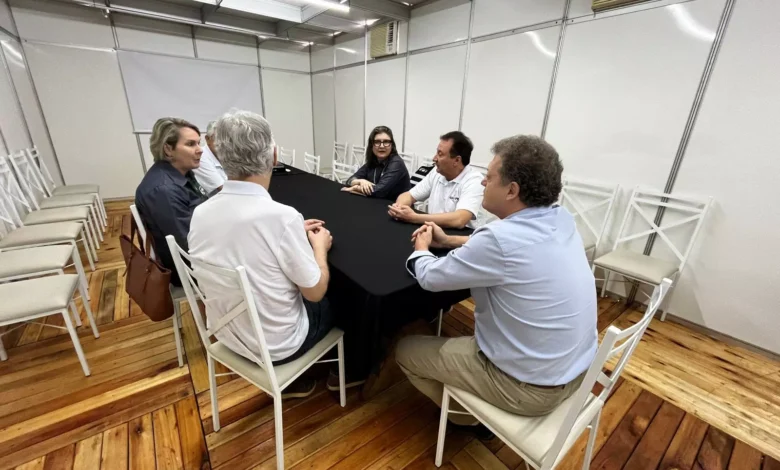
[
  {"xmin": 188, "ymin": 110, "xmax": 334, "ymax": 398},
  {"xmin": 192, "ymin": 120, "xmax": 227, "ymax": 194}
]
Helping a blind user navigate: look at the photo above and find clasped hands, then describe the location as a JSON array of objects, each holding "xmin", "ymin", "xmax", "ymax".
[
  {"xmin": 341, "ymin": 179, "xmax": 374, "ymax": 196},
  {"xmin": 304, "ymin": 219, "xmax": 332, "ymax": 252},
  {"xmin": 410, "ymin": 221, "xmax": 449, "ymax": 251}
]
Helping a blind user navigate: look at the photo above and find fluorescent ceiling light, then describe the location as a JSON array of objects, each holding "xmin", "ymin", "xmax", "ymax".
[
  {"xmin": 302, "ymin": 0, "xmax": 350, "ymax": 12},
  {"xmin": 365, "ymin": 19, "xmax": 378, "ymax": 26},
  {"xmin": 337, "ymin": 47, "xmax": 357, "ymax": 54}
]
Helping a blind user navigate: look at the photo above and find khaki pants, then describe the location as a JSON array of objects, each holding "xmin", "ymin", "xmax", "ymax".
[{"xmin": 396, "ymin": 335, "xmax": 584, "ymax": 425}]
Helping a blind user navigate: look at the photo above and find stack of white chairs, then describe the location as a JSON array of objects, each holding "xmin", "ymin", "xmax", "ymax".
[
  {"xmin": 129, "ymin": 205, "xmax": 185, "ymax": 368},
  {"xmin": 349, "ymin": 144, "xmax": 365, "ymax": 171},
  {"xmin": 435, "ymin": 279, "xmax": 673, "ymax": 470},
  {"xmin": 166, "ymin": 235, "xmax": 346, "ymax": 470},
  {"xmin": 278, "ymin": 147, "xmax": 295, "ymax": 166},
  {"xmin": 400, "ymin": 152, "xmax": 416, "ymax": 173},
  {"xmin": 0, "ymin": 155, "xmax": 100, "ymax": 375},
  {"xmin": 331, "ymin": 161, "xmax": 355, "ymax": 184},
  {"xmin": 559, "ymin": 177, "xmax": 620, "ymax": 265},
  {"xmin": 304, "ymin": 153, "xmax": 322, "ymax": 176}
]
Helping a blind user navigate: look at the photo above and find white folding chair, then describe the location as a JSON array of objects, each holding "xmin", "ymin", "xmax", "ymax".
[
  {"xmin": 593, "ymin": 187, "xmax": 711, "ymax": 321},
  {"xmin": 8, "ymin": 152, "xmax": 104, "ymax": 248},
  {"xmin": 165, "ymin": 235, "xmax": 346, "ymax": 470},
  {"xmin": 349, "ymin": 144, "xmax": 365, "ymax": 169},
  {"xmin": 400, "ymin": 152, "xmax": 416, "ymax": 173},
  {"xmin": 0, "ymin": 159, "xmax": 96, "ymax": 273},
  {"xmin": 331, "ymin": 161, "xmax": 355, "ymax": 184},
  {"xmin": 304, "ymin": 153, "xmax": 322, "ymax": 176},
  {"xmin": 333, "ymin": 141, "xmax": 349, "ymax": 165},
  {"xmin": 25, "ymin": 147, "xmax": 107, "ymax": 226},
  {"xmin": 417, "ymin": 155, "xmax": 434, "ymax": 169},
  {"xmin": 435, "ymin": 279, "xmax": 673, "ymax": 469},
  {"xmin": 279, "ymin": 147, "xmax": 295, "ymax": 166},
  {"xmin": 560, "ymin": 177, "xmax": 619, "ymax": 264},
  {"xmin": 129, "ymin": 204, "xmax": 185, "ymax": 367}
]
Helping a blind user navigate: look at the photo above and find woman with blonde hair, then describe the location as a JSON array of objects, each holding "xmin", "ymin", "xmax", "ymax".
[{"xmin": 135, "ymin": 117, "xmax": 207, "ymax": 284}]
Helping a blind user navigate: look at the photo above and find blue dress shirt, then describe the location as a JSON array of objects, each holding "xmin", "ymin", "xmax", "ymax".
[{"xmin": 407, "ymin": 206, "xmax": 598, "ymax": 386}]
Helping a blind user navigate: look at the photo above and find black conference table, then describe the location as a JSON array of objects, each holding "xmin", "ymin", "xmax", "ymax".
[{"xmin": 269, "ymin": 167, "xmax": 471, "ymax": 380}]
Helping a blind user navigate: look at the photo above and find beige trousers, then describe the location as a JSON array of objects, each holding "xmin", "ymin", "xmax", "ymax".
[{"xmin": 396, "ymin": 335, "xmax": 584, "ymax": 425}]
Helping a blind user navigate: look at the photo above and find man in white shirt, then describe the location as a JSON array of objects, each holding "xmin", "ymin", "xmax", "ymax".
[
  {"xmin": 188, "ymin": 110, "xmax": 334, "ymax": 398},
  {"xmin": 192, "ymin": 120, "xmax": 227, "ymax": 194},
  {"xmin": 389, "ymin": 131, "xmax": 484, "ymax": 229}
]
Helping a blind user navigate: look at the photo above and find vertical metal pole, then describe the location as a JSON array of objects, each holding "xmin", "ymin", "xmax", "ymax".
[
  {"xmin": 628, "ymin": 0, "xmax": 736, "ymax": 304},
  {"xmin": 540, "ymin": 0, "xmax": 571, "ymax": 138},
  {"xmin": 135, "ymin": 133, "xmax": 147, "ymax": 173},
  {"xmin": 105, "ymin": 0, "xmax": 120, "ymax": 50},
  {"xmin": 0, "ymin": 43, "xmax": 34, "ymax": 146},
  {"xmin": 309, "ymin": 44, "xmax": 316, "ymax": 164},
  {"xmin": 256, "ymin": 37, "xmax": 265, "ymax": 116},
  {"xmin": 332, "ymin": 42, "xmax": 337, "ymax": 144},
  {"xmin": 457, "ymin": 0, "xmax": 476, "ymax": 131},
  {"xmin": 363, "ymin": 24, "xmax": 368, "ymax": 143},
  {"xmin": 400, "ymin": 19, "xmax": 412, "ymax": 152},
  {"xmin": 191, "ymin": 25, "xmax": 198, "ymax": 58}
]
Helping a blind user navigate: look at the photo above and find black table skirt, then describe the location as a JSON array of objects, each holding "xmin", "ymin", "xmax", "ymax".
[{"xmin": 269, "ymin": 170, "xmax": 471, "ymax": 378}]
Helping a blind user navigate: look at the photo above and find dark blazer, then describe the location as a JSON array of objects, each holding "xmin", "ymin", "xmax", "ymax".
[{"xmin": 346, "ymin": 153, "xmax": 411, "ymax": 200}]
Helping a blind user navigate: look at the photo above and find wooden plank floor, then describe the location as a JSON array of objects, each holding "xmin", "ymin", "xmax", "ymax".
[{"xmin": 1, "ymin": 200, "xmax": 778, "ymax": 469}]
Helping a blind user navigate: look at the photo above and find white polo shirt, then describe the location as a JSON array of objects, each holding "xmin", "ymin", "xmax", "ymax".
[
  {"xmin": 188, "ymin": 181, "xmax": 321, "ymax": 363},
  {"xmin": 193, "ymin": 145, "xmax": 228, "ymax": 194},
  {"xmin": 409, "ymin": 165, "xmax": 485, "ymax": 228}
]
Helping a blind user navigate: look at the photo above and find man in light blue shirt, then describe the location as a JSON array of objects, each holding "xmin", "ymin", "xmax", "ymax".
[{"xmin": 396, "ymin": 135, "xmax": 597, "ymax": 425}]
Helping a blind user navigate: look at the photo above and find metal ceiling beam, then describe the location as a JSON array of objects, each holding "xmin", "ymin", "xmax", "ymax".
[
  {"xmin": 302, "ymin": 4, "xmax": 329, "ymax": 22},
  {"xmin": 349, "ymin": 0, "xmax": 410, "ymax": 20},
  {"xmin": 306, "ymin": 14, "xmax": 365, "ymax": 32},
  {"xmin": 215, "ymin": 0, "xmax": 301, "ymax": 23}
]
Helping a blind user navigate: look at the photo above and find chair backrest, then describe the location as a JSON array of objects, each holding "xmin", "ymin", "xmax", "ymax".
[
  {"xmin": 350, "ymin": 144, "xmax": 365, "ymax": 168},
  {"xmin": 331, "ymin": 161, "xmax": 354, "ymax": 184},
  {"xmin": 26, "ymin": 147, "xmax": 56, "ymax": 196},
  {"xmin": 165, "ymin": 234, "xmax": 282, "ymax": 394},
  {"xmin": 7, "ymin": 151, "xmax": 46, "ymax": 210},
  {"xmin": 304, "ymin": 153, "xmax": 321, "ymax": 176},
  {"xmin": 333, "ymin": 142, "xmax": 348, "ymax": 165},
  {"xmin": 129, "ymin": 204, "xmax": 156, "ymax": 260},
  {"xmin": 541, "ymin": 278, "xmax": 673, "ymax": 468},
  {"xmin": 560, "ymin": 177, "xmax": 620, "ymax": 254},
  {"xmin": 279, "ymin": 147, "xmax": 295, "ymax": 166},
  {"xmin": 417, "ymin": 155, "xmax": 433, "ymax": 169},
  {"xmin": 611, "ymin": 187, "xmax": 712, "ymax": 273},
  {"xmin": 0, "ymin": 155, "xmax": 32, "ymax": 227},
  {"xmin": 399, "ymin": 152, "xmax": 416, "ymax": 173},
  {"xmin": 410, "ymin": 163, "xmax": 434, "ymax": 188}
]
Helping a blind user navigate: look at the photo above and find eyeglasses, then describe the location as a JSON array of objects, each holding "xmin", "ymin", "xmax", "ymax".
[{"xmin": 373, "ymin": 140, "xmax": 393, "ymax": 148}]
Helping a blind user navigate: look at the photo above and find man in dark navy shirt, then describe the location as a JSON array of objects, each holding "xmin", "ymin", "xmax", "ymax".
[{"xmin": 135, "ymin": 117, "xmax": 207, "ymax": 285}]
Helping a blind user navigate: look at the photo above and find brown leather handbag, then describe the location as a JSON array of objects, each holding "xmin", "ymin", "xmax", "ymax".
[{"xmin": 120, "ymin": 215, "xmax": 174, "ymax": 321}]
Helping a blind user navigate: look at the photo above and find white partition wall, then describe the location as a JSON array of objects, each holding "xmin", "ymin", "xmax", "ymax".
[
  {"xmin": 0, "ymin": 38, "xmax": 31, "ymax": 152},
  {"xmin": 404, "ymin": 45, "xmax": 466, "ymax": 156},
  {"xmin": 334, "ymin": 65, "xmax": 365, "ymax": 148},
  {"xmin": 312, "ymin": 71, "xmax": 335, "ymax": 164},
  {"xmin": 24, "ymin": 43, "xmax": 142, "ymax": 198},
  {"xmin": 409, "ymin": 0, "xmax": 470, "ymax": 51},
  {"xmin": 366, "ymin": 57, "xmax": 406, "ymax": 149},
  {"xmin": 472, "ymin": 0, "xmax": 566, "ymax": 37},
  {"xmin": 114, "ymin": 15, "xmax": 194, "ymax": 57},
  {"xmin": 262, "ymin": 69, "xmax": 314, "ymax": 168},
  {"xmin": 10, "ymin": 0, "xmax": 114, "ymax": 48},
  {"xmin": 0, "ymin": 0, "xmax": 16, "ymax": 35},
  {"xmin": 461, "ymin": 27, "xmax": 559, "ymax": 164},
  {"xmin": 664, "ymin": 0, "xmax": 780, "ymax": 354},
  {"xmin": 196, "ymin": 28, "xmax": 258, "ymax": 66}
]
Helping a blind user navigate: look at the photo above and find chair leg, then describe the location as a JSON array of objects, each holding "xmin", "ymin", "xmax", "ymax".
[
  {"xmin": 436, "ymin": 309, "xmax": 443, "ymax": 337},
  {"xmin": 82, "ymin": 225, "xmax": 98, "ymax": 262},
  {"xmin": 90, "ymin": 209, "xmax": 103, "ymax": 243},
  {"xmin": 70, "ymin": 301, "xmax": 82, "ymax": 327},
  {"xmin": 79, "ymin": 297, "xmax": 100, "ymax": 338},
  {"xmin": 92, "ymin": 198, "xmax": 106, "ymax": 229},
  {"xmin": 600, "ymin": 271, "xmax": 611, "ymax": 298},
  {"xmin": 96, "ymin": 196, "xmax": 107, "ymax": 227},
  {"xmin": 435, "ymin": 389, "xmax": 451, "ymax": 467},
  {"xmin": 85, "ymin": 214, "xmax": 100, "ymax": 249},
  {"xmin": 62, "ymin": 308, "xmax": 90, "ymax": 376},
  {"xmin": 208, "ymin": 356, "xmax": 220, "ymax": 432},
  {"xmin": 582, "ymin": 410, "xmax": 602, "ymax": 470},
  {"xmin": 71, "ymin": 245, "xmax": 90, "ymax": 301},
  {"xmin": 274, "ymin": 398, "xmax": 284, "ymax": 470},
  {"xmin": 337, "ymin": 337, "xmax": 346, "ymax": 407},
  {"xmin": 80, "ymin": 232, "xmax": 96, "ymax": 271},
  {"xmin": 172, "ymin": 311, "xmax": 184, "ymax": 367}
]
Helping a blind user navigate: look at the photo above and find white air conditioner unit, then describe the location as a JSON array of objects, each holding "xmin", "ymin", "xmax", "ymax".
[{"xmin": 369, "ymin": 21, "xmax": 399, "ymax": 59}]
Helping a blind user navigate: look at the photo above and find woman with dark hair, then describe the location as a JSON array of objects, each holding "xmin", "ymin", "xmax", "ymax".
[{"xmin": 342, "ymin": 126, "xmax": 411, "ymax": 200}]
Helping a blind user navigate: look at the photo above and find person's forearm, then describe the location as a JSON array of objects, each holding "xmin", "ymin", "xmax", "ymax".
[
  {"xmin": 412, "ymin": 211, "xmax": 470, "ymax": 229},
  {"xmin": 396, "ymin": 192, "xmax": 415, "ymax": 206},
  {"xmin": 313, "ymin": 248, "xmax": 330, "ymax": 287},
  {"xmin": 441, "ymin": 235, "xmax": 469, "ymax": 249}
]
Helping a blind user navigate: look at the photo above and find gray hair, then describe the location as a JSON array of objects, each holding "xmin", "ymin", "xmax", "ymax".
[
  {"xmin": 149, "ymin": 117, "xmax": 200, "ymax": 162},
  {"xmin": 213, "ymin": 110, "xmax": 275, "ymax": 179},
  {"xmin": 205, "ymin": 120, "xmax": 217, "ymax": 138}
]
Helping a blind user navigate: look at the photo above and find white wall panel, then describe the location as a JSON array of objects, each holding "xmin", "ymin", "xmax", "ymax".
[
  {"xmin": 24, "ymin": 43, "xmax": 143, "ymax": 198},
  {"xmin": 397, "ymin": 20, "xmax": 408, "ymax": 54},
  {"xmin": 195, "ymin": 28, "xmax": 257, "ymax": 65},
  {"xmin": 366, "ymin": 57, "xmax": 405, "ymax": 149},
  {"xmin": 311, "ymin": 71, "xmax": 334, "ymax": 162},
  {"xmin": 335, "ymin": 34, "xmax": 365, "ymax": 67},
  {"xmin": 409, "ymin": 0, "xmax": 470, "ymax": 51},
  {"xmin": 118, "ymin": 50, "xmax": 263, "ymax": 131},
  {"xmin": 666, "ymin": 0, "xmax": 780, "ymax": 354},
  {"xmin": 0, "ymin": 41, "xmax": 31, "ymax": 152},
  {"xmin": 472, "ymin": 0, "xmax": 565, "ymax": 37},
  {"xmin": 311, "ymin": 45, "xmax": 333, "ymax": 72},
  {"xmin": 114, "ymin": 15, "xmax": 194, "ymax": 57},
  {"xmin": 1, "ymin": 39, "xmax": 61, "ymax": 184},
  {"xmin": 405, "ymin": 45, "xmax": 466, "ymax": 156},
  {"xmin": 462, "ymin": 27, "xmax": 558, "ymax": 164},
  {"xmin": 10, "ymin": 0, "xmax": 114, "ymax": 48},
  {"xmin": 0, "ymin": 0, "xmax": 17, "ymax": 36},
  {"xmin": 334, "ymin": 65, "xmax": 365, "ymax": 148},
  {"xmin": 259, "ymin": 48, "xmax": 309, "ymax": 72},
  {"xmin": 568, "ymin": 0, "xmax": 595, "ymax": 19},
  {"xmin": 138, "ymin": 133, "xmax": 153, "ymax": 171},
  {"xmin": 262, "ymin": 69, "xmax": 314, "ymax": 168},
  {"xmin": 545, "ymin": 1, "xmax": 723, "ymax": 190}
]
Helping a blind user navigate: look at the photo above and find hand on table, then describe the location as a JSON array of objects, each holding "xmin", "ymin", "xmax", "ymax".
[
  {"xmin": 353, "ymin": 179, "xmax": 375, "ymax": 195},
  {"xmin": 387, "ymin": 203, "xmax": 416, "ymax": 223},
  {"xmin": 411, "ymin": 222, "xmax": 448, "ymax": 249},
  {"xmin": 412, "ymin": 224, "xmax": 433, "ymax": 251},
  {"xmin": 308, "ymin": 227, "xmax": 333, "ymax": 252},
  {"xmin": 304, "ymin": 219, "xmax": 324, "ymax": 233},
  {"xmin": 340, "ymin": 186, "xmax": 367, "ymax": 196}
]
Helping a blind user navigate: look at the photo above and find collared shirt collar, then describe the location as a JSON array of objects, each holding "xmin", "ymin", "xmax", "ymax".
[
  {"xmin": 506, "ymin": 205, "xmax": 556, "ymax": 220},
  {"xmin": 157, "ymin": 160, "xmax": 190, "ymax": 187},
  {"xmin": 441, "ymin": 164, "xmax": 474, "ymax": 185},
  {"xmin": 220, "ymin": 180, "xmax": 272, "ymax": 198}
]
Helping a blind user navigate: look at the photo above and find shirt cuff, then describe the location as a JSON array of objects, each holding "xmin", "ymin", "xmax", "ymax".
[{"xmin": 406, "ymin": 250, "xmax": 436, "ymax": 278}]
